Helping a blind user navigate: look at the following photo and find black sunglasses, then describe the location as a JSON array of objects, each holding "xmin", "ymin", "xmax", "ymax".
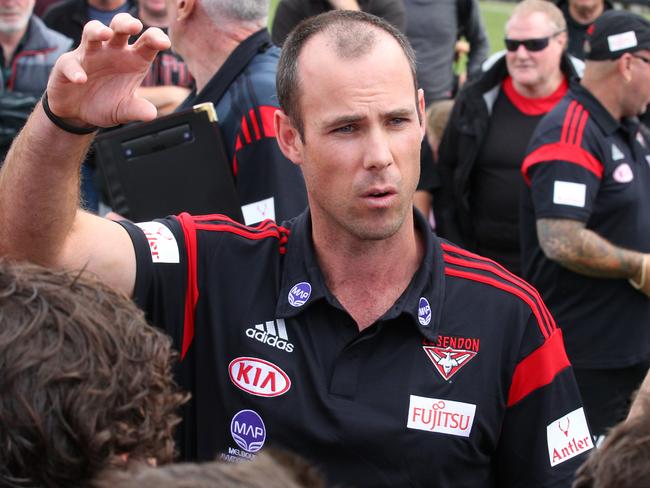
[{"xmin": 504, "ymin": 32, "xmax": 563, "ymax": 52}]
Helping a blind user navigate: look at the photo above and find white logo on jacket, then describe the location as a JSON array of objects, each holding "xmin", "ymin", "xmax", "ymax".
[
  {"xmin": 135, "ymin": 221, "xmax": 180, "ymax": 263},
  {"xmin": 547, "ymin": 407, "xmax": 593, "ymax": 467}
]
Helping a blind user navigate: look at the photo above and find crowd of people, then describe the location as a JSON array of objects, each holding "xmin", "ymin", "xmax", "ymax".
[{"xmin": 0, "ymin": 0, "xmax": 649, "ymax": 486}]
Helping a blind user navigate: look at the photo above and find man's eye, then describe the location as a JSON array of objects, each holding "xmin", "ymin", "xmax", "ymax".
[
  {"xmin": 390, "ymin": 118, "xmax": 407, "ymax": 126},
  {"xmin": 334, "ymin": 125, "xmax": 354, "ymax": 134}
]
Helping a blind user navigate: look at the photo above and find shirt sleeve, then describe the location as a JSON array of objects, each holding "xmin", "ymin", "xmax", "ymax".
[
  {"xmin": 496, "ymin": 317, "xmax": 594, "ymax": 487},
  {"xmin": 522, "ymin": 125, "xmax": 604, "ymax": 223},
  {"xmin": 118, "ymin": 216, "xmax": 189, "ymax": 352}
]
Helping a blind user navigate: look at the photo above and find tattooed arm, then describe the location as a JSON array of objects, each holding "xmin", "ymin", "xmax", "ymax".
[{"xmin": 536, "ymin": 218, "xmax": 650, "ymax": 296}]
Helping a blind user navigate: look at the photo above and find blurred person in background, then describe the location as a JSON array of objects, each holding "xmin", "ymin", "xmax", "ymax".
[
  {"xmin": 271, "ymin": 0, "xmax": 405, "ymax": 47},
  {"xmin": 0, "ymin": 0, "xmax": 71, "ymax": 159},
  {"xmin": 556, "ymin": 0, "xmax": 613, "ymax": 60},
  {"xmin": 435, "ymin": 0, "xmax": 580, "ymax": 276},
  {"xmin": 521, "ymin": 9, "xmax": 650, "ymax": 445}
]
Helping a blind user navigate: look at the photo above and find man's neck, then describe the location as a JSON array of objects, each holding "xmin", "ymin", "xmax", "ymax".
[
  {"xmin": 581, "ymin": 77, "xmax": 623, "ymax": 121},
  {"xmin": 0, "ymin": 28, "xmax": 27, "ymax": 66},
  {"xmin": 312, "ymin": 213, "xmax": 424, "ymax": 332},
  {"xmin": 184, "ymin": 22, "xmax": 260, "ymax": 93},
  {"xmin": 569, "ymin": 2, "xmax": 605, "ymax": 25},
  {"xmin": 512, "ymin": 72, "xmax": 564, "ymax": 99},
  {"xmin": 87, "ymin": 0, "xmax": 127, "ymax": 11}
]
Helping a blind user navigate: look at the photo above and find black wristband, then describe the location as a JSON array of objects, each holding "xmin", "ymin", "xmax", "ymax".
[{"xmin": 41, "ymin": 91, "xmax": 98, "ymax": 135}]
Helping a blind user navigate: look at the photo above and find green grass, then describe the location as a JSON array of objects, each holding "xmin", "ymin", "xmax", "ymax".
[{"xmin": 481, "ymin": 1, "xmax": 515, "ymax": 53}]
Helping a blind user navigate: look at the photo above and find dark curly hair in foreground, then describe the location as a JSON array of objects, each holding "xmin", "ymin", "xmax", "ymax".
[
  {"xmin": 0, "ymin": 259, "xmax": 189, "ymax": 487},
  {"xmin": 93, "ymin": 449, "xmax": 325, "ymax": 488}
]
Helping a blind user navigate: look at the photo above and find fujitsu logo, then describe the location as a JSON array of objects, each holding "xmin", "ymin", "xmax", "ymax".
[
  {"xmin": 407, "ymin": 395, "xmax": 476, "ymax": 437},
  {"xmin": 246, "ymin": 319, "xmax": 294, "ymax": 353}
]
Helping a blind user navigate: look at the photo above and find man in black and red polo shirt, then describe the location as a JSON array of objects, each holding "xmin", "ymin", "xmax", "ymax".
[
  {"xmin": 521, "ymin": 10, "xmax": 650, "ymax": 444},
  {"xmin": 0, "ymin": 10, "xmax": 593, "ymax": 487}
]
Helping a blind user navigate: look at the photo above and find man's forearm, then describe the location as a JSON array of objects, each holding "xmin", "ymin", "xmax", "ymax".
[
  {"xmin": 536, "ymin": 218, "xmax": 644, "ymax": 279},
  {"xmin": 0, "ymin": 102, "xmax": 92, "ymax": 264}
]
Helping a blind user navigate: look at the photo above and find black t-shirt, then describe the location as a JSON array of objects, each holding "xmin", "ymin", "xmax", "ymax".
[{"xmin": 470, "ymin": 77, "xmax": 567, "ymax": 275}]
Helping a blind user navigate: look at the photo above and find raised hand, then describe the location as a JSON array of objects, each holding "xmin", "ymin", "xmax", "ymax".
[{"xmin": 46, "ymin": 13, "xmax": 171, "ymax": 128}]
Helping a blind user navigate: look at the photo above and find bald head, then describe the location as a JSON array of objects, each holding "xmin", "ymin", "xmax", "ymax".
[{"xmin": 276, "ymin": 10, "xmax": 417, "ymax": 139}]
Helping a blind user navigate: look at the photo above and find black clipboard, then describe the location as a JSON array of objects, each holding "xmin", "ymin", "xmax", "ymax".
[{"xmin": 95, "ymin": 102, "xmax": 243, "ymax": 223}]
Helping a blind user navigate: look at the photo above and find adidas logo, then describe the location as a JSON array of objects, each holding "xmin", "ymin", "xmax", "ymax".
[
  {"xmin": 246, "ymin": 319, "xmax": 294, "ymax": 353},
  {"xmin": 611, "ymin": 144, "xmax": 625, "ymax": 161}
]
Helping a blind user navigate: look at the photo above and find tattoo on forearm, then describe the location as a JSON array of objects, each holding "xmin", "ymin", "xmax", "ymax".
[{"xmin": 536, "ymin": 219, "xmax": 643, "ymax": 278}]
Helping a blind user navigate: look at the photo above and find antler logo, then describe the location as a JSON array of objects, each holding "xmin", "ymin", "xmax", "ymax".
[{"xmin": 558, "ymin": 417, "xmax": 570, "ymax": 437}]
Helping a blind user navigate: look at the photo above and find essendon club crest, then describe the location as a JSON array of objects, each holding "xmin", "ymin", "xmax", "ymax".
[{"xmin": 423, "ymin": 346, "xmax": 477, "ymax": 381}]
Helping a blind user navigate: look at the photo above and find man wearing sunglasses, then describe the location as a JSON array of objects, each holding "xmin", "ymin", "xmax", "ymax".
[
  {"xmin": 521, "ymin": 10, "xmax": 650, "ymax": 446},
  {"xmin": 435, "ymin": 0, "xmax": 581, "ymax": 277}
]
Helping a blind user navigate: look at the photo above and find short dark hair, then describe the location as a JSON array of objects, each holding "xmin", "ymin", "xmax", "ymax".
[
  {"xmin": 277, "ymin": 9, "xmax": 418, "ymax": 140},
  {"xmin": 572, "ymin": 397, "xmax": 650, "ymax": 488},
  {"xmin": 0, "ymin": 259, "xmax": 188, "ymax": 487},
  {"xmin": 93, "ymin": 449, "xmax": 325, "ymax": 488}
]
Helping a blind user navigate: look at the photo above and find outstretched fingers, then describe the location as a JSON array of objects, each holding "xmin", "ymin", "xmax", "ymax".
[
  {"xmin": 52, "ymin": 53, "xmax": 87, "ymax": 85},
  {"xmin": 108, "ymin": 13, "xmax": 144, "ymax": 48},
  {"xmin": 132, "ymin": 27, "xmax": 171, "ymax": 63},
  {"xmin": 81, "ymin": 20, "xmax": 113, "ymax": 52}
]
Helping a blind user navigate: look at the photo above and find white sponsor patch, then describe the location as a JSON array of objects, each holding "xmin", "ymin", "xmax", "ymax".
[
  {"xmin": 553, "ymin": 181, "xmax": 586, "ymax": 207},
  {"xmin": 407, "ymin": 395, "xmax": 476, "ymax": 437},
  {"xmin": 136, "ymin": 221, "xmax": 180, "ymax": 263},
  {"xmin": 547, "ymin": 407, "xmax": 593, "ymax": 467},
  {"xmin": 607, "ymin": 31, "xmax": 638, "ymax": 52},
  {"xmin": 613, "ymin": 163, "xmax": 634, "ymax": 183},
  {"xmin": 611, "ymin": 143, "xmax": 625, "ymax": 161},
  {"xmin": 241, "ymin": 197, "xmax": 275, "ymax": 225}
]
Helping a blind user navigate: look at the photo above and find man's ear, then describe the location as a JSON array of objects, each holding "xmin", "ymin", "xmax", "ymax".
[
  {"xmin": 417, "ymin": 88, "xmax": 426, "ymax": 140},
  {"xmin": 274, "ymin": 110, "xmax": 304, "ymax": 166},
  {"xmin": 176, "ymin": 0, "xmax": 195, "ymax": 21},
  {"xmin": 618, "ymin": 54, "xmax": 633, "ymax": 83},
  {"xmin": 556, "ymin": 31, "xmax": 568, "ymax": 51}
]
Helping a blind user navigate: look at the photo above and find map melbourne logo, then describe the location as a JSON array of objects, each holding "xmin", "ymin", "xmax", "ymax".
[
  {"xmin": 231, "ymin": 409, "xmax": 266, "ymax": 453},
  {"xmin": 547, "ymin": 407, "xmax": 593, "ymax": 466},
  {"xmin": 418, "ymin": 297, "xmax": 432, "ymax": 326},
  {"xmin": 407, "ymin": 395, "xmax": 476, "ymax": 437},
  {"xmin": 246, "ymin": 318, "xmax": 294, "ymax": 352},
  {"xmin": 288, "ymin": 282, "xmax": 311, "ymax": 307},
  {"xmin": 423, "ymin": 335, "xmax": 479, "ymax": 380},
  {"xmin": 228, "ymin": 357, "xmax": 291, "ymax": 397}
]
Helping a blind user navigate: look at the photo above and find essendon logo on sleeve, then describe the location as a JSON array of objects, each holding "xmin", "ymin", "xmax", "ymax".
[{"xmin": 423, "ymin": 335, "xmax": 479, "ymax": 381}]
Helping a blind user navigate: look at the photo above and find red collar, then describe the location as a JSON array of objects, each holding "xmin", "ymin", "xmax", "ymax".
[{"xmin": 502, "ymin": 76, "xmax": 568, "ymax": 116}]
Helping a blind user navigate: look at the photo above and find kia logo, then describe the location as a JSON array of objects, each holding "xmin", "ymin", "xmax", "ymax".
[{"xmin": 228, "ymin": 357, "xmax": 291, "ymax": 397}]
